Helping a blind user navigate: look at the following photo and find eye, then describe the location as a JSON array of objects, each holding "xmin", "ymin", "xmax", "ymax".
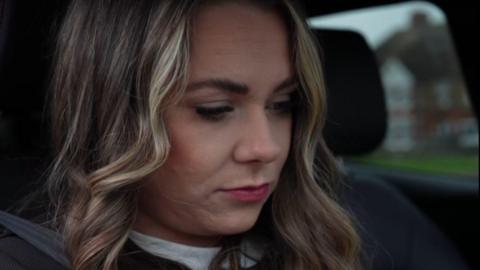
[
  {"xmin": 195, "ymin": 105, "xmax": 234, "ymax": 121},
  {"xmin": 267, "ymin": 94, "xmax": 295, "ymax": 115}
]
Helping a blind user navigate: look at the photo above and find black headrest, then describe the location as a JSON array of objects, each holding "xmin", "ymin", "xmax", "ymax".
[{"xmin": 316, "ymin": 29, "xmax": 387, "ymax": 156}]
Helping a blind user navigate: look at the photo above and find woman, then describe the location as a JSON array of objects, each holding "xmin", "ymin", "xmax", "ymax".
[{"xmin": 2, "ymin": 0, "xmax": 360, "ymax": 269}]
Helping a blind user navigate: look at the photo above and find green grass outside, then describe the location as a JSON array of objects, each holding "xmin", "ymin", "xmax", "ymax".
[{"xmin": 349, "ymin": 153, "xmax": 479, "ymax": 177}]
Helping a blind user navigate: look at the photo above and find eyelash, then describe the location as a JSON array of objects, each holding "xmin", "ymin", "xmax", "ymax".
[
  {"xmin": 195, "ymin": 106, "xmax": 234, "ymax": 121},
  {"xmin": 195, "ymin": 98, "xmax": 294, "ymax": 121},
  {"xmin": 267, "ymin": 100, "xmax": 294, "ymax": 113}
]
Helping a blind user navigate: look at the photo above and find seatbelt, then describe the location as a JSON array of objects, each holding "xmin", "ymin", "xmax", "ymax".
[{"xmin": 0, "ymin": 210, "xmax": 70, "ymax": 268}]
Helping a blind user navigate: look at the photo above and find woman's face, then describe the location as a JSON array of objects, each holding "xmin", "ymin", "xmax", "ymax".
[{"xmin": 135, "ymin": 2, "xmax": 296, "ymax": 246}]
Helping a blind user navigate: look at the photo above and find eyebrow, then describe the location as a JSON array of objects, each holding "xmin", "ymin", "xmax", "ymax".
[{"xmin": 187, "ymin": 76, "xmax": 298, "ymax": 95}]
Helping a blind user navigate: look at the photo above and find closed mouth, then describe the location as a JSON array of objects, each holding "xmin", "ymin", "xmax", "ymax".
[{"xmin": 220, "ymin": 183, "xmax": 270, "ymax": 202}]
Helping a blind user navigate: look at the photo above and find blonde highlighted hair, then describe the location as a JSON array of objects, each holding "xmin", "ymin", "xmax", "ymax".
[{"xmin": 46, "ymin": 0, "xmax": 361, "ymax": 269}]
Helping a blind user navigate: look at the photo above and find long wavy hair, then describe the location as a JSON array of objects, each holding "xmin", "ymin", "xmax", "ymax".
[{"xmin": 46, "ymin": 0, "xmax": 361, "ymax": 269}]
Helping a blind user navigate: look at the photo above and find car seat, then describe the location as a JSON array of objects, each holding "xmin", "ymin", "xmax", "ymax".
[{"xmin": 317, "ymin": 28, "xmax": 472, "ymax": 270}]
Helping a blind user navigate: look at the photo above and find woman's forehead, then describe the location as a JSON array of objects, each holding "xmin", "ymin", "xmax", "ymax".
[{"xmin": 189, "ymin": 2, "xmax": 293, "ymax": 89}]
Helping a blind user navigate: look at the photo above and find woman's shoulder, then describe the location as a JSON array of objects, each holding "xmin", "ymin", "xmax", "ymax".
[
  {"xmin": 0, "ymin": 210, "xmax": 68, "ymax": 270},
  {"xmin": 0, "ymin": 232, "xmax": 66, "ymax": 270}
]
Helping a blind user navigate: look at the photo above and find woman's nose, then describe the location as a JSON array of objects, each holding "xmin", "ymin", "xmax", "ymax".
[{"xmin": 233, "ymin": 111, "xmax": 282, "ymax": 164}]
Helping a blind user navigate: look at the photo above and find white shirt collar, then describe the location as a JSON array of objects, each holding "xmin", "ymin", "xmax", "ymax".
[{"xmin": 129, "ymin": 230, "xmax": 263, "ymax": 270}]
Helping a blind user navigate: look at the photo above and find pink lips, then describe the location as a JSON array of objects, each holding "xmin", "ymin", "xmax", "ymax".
[{"xmin": 220, "ymin": 183, "xmax": 270, "ymax": 202}]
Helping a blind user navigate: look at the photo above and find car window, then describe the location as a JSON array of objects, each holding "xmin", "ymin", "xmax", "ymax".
[{"xmin": 310, "ymin": 1, "xmax": 478, "ymax": 179}]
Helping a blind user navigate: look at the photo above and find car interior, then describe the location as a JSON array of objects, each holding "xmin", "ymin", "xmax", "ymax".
[{"xmin": 0, "ymin": 0, "xmax": 478, "ymax": 269}]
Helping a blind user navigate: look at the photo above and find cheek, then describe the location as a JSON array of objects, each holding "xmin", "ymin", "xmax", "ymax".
[
  {"xmin": 148, "ymin": 119, "xmax": 232, "ymax": 198},
  {"xmin": 275, "ymin": 116, "xmax": 293, "ymax": 160},
  {"xmin": 273, "ymin": 117, "xmax": 293, "ymax": 181},
  {"xmin": 166, "ymin": 125, "xmax": 228, "ymax": 177}
]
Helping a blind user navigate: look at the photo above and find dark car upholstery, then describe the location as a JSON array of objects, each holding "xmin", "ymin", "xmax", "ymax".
[
  {"xmin": 317, "ymin": 29, "xmax": 471, "ymax": 270},
  {"xmin": 318, "ymin": 29, "xmax": 387, "ymax": 157}
]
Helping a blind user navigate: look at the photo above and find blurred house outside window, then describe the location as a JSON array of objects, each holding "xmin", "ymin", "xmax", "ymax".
[{"xmin": 310, "ymin": 1, "xmax": 478, "ymax": 178}]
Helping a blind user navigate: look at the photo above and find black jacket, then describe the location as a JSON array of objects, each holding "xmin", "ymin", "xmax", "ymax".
[
  {"xmin": 0, "ymin": 231, "xmax": 268, "ymax": 270},
  {"xmin": 0, "ymin": 232, "xmax": 66, "ymax": 270},
  {"xmin": 0, "ymin": 212, "xmax": 266, "ymax": 270}
]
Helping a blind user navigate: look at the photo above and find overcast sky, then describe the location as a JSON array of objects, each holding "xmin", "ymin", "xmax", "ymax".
[{"xmin": 308, "ymin": 1, "xmax": 446, "ymax": 48}]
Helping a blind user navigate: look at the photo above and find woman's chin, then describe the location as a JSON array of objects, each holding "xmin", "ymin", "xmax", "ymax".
[{"xmin": 210, "ymin": 208, "xmax": 262, "ymax": 236}]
